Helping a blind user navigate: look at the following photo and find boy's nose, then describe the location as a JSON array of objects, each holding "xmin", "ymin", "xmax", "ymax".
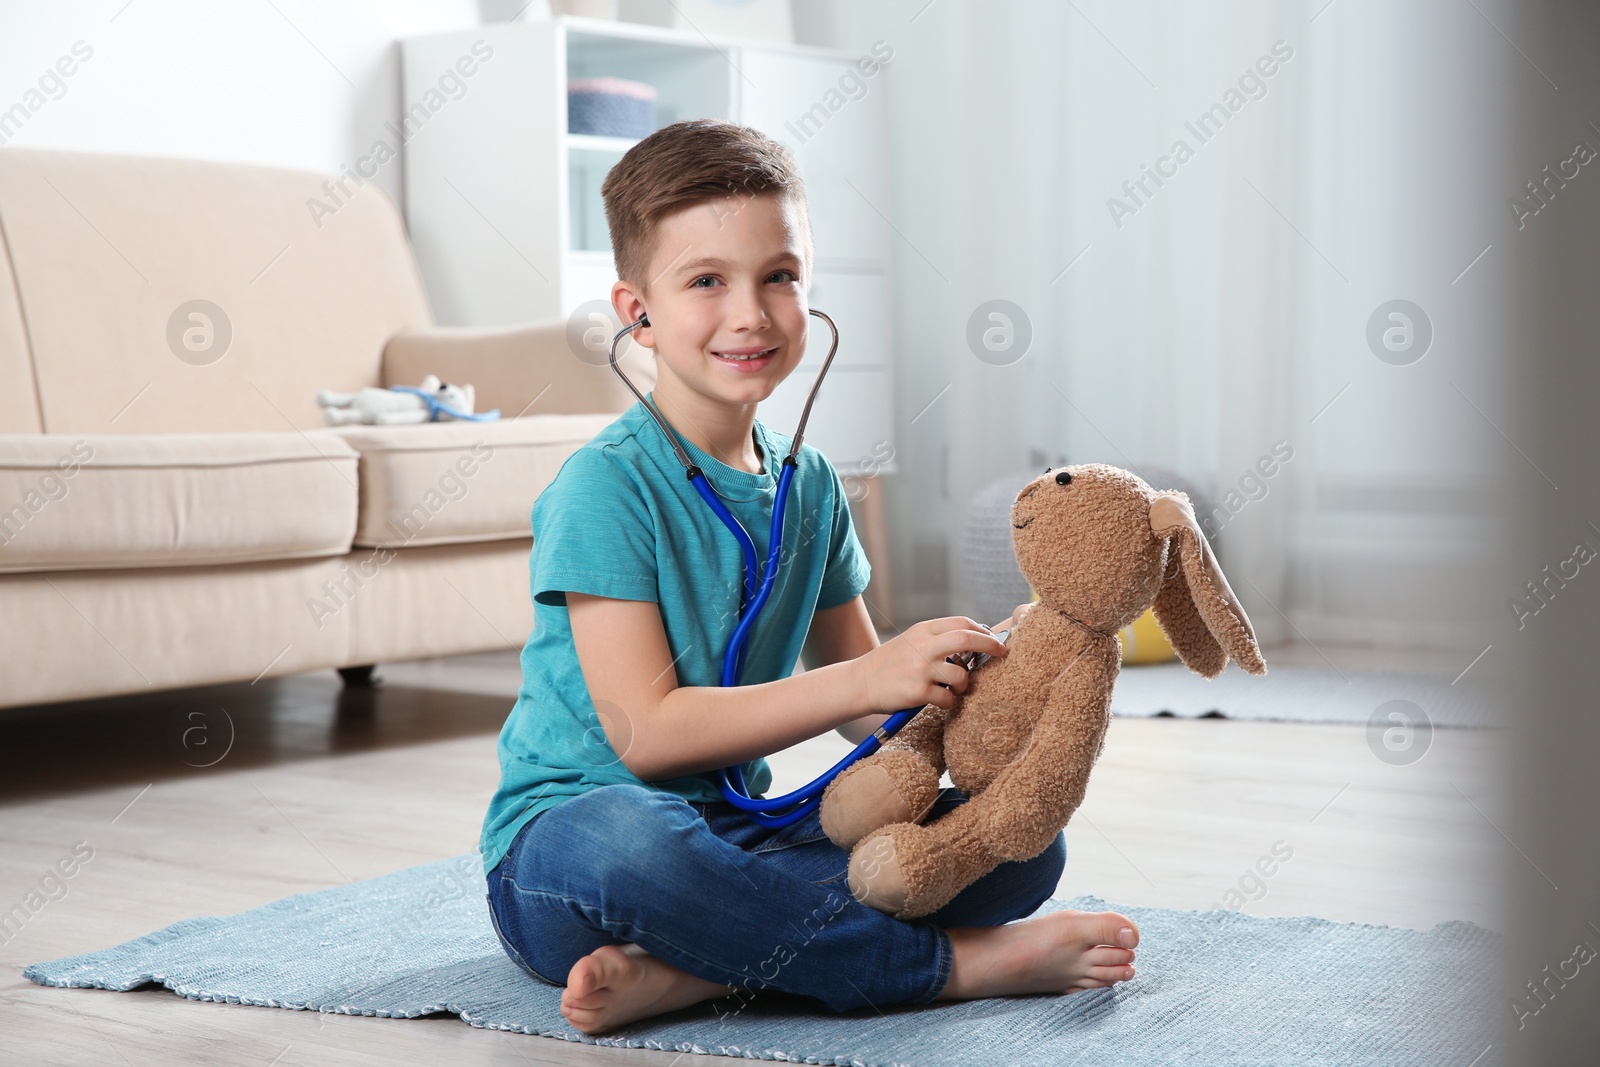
[{"xmin": 724, "ymin": 287, "xmax": 771, "ymax": 328}]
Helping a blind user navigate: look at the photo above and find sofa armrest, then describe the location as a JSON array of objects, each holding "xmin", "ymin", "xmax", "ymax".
[{"xmin": 383, "ymin": 320, "xmax": 657, "ymax": 418}]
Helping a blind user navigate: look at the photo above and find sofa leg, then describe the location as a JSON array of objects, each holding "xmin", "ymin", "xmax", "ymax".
[{"xmin": 338, "ymin": 664, "xmax": 379, "ymax": 687}]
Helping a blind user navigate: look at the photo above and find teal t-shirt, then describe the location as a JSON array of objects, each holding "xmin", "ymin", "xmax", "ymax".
[{"xmin": 478, "ymin": 393, "xmax": 873, "ymax": 873}]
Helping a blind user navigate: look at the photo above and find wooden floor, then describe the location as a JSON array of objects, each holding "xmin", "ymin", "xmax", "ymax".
[{"xmin": 0, "ymin": 642, "xmax": 1502, "ymax": 1066}]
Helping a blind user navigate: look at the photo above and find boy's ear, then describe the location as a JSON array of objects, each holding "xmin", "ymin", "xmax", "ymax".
[{"xmin": 611, "ymin": 281, "xmax": 653, "ymax": 351}]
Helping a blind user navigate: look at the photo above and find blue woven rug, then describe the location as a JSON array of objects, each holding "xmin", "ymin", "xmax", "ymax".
[{"xmin": 24, "ymin": 853, "xmax": 1502, "ymax": 1066}]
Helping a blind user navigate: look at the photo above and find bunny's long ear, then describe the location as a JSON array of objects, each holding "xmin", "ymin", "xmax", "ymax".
[{"xmin": 1148, "ymin": 492, "xmax": 1267, "ymax": 678}]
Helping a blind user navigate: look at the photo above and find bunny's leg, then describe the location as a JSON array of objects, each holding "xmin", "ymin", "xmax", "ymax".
[
  {"xmin": 819, "ymin": 702, "xmax": 947, "ymax": 851},
  {"xmin": 848, "ymin": 639, "xmax": 1120, "ymax": 920}
]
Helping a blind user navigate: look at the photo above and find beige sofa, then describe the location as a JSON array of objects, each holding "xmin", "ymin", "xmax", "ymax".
[{"xmin": 0, "ymin": 147, "xmax": 654, "ymax": 710}]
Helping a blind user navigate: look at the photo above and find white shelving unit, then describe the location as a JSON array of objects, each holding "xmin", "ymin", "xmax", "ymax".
[
  {"xmin": 564, "ymin": 133, "xmax": 641, "ymax": 154},
  {"xmin": 400, "ymin": 16, "xmax": 897, "ymax": 478}
]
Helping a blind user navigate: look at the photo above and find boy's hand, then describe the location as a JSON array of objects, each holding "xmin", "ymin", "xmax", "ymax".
[{"xmin": 852, "ymin": 616, "xmax": 1010, "ymax": 715}]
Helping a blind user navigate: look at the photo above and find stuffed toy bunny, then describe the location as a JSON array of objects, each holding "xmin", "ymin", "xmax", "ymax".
[
  {"xmin": 316, "ymin": 374, "xmax": 498, "ymax": 425},
  {"xmin": 819, "ymin": 463, "xmax": 1268, "ymax": 920}
]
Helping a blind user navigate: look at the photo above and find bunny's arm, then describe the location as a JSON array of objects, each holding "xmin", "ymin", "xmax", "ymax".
[{"xmin": 963, "ymin": 636, "xmax": 1118, "ymax": 862}]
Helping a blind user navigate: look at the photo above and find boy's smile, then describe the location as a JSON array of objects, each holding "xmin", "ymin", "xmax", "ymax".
[
  {"xmin": 709, "ymin": 342, "xmax": 779, "ymax": 371},
  {"xmin": 611, "ymin": 191, "xmax": 812, "ymax": 472}
]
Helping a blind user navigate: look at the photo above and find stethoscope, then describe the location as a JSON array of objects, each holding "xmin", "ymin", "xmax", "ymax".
[{"xmin": 606, "ymin": 308, "xmax": 975, "ymax": 828}]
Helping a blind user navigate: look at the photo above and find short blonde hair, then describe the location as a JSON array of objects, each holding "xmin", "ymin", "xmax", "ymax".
[{"xmin": 600, "ymin": 119, "xmax": 813, "ymax": 287}]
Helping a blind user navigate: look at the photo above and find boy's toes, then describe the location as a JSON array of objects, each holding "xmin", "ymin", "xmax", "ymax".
[
  {"xmin": 561, "ymin": 1003, "xmax": 612, "ymax": 1036},
  {"xmin": 1065, "ymin": 909, "xmax": 1140, "ymax": 950},
  {"xmin": 1084, "ymin": 945, "xmax": 1134, "ymax": 968},
  {"xmin": 564, "ymin": 944, "xmax": 629, "ymax": 1008},
  {"xmin": 1100, "ymin": 914, "xmax": 1139, "ymax": 949},
  {"xmin": 563, "ymin": 963, "xmax": 599, "ymax": 1004},
  {"xmin": 1087, "ymin": 964, "xmax": 1135, "ymax": 984}
]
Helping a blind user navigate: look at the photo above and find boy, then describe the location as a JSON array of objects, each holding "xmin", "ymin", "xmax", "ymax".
[{"xmin": 480, "ymin": 119, "xmax": 1138, "ymax": 1035}]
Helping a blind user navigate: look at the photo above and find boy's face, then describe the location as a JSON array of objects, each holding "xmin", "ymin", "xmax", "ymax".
[{"xmin": 612, "ymin": 192, "xmax": 810, "ymax": 411}]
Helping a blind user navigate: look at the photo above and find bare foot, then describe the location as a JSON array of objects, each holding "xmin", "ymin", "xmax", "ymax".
[
  {"xmin": 560, "ymin": 943, "xmax": 735, "ymax": 1035},
  {"xmin": 936, "ymin": 909, "xmax": 1140, "ymax": 1000}
]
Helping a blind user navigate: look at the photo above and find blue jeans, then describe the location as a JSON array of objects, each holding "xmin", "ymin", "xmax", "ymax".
[{"xmin": 484, "ymin": 782, "xmax": 1066, "ymax": 1014}]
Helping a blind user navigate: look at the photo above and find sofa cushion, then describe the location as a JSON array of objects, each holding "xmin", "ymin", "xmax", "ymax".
[
  {"xmin": 0, "ymin": 232, "xmax": 40, "ymax": 434},
  {"xmin": 321, "ymin": 414, "xmax": 616, "ymax": 549},
  {"xmin": 384, "ymin": 320, "xmax": 658, "ymax": 420},
  {"xmin": 0, "ymin": 148, "xmax": 433, "ymax": 435},
  {"xmin": 0, "ymin": 432, "xmax": 358, "ymax": 573}
]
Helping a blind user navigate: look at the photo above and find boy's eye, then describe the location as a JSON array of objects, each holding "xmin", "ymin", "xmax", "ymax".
[
  {"xmin": 690, "ymin": 275, "xmax": 720, "ymax": 289},
  {"xmin": 766, "ymin": 270, "xmax": 798, "ymax": 284}
]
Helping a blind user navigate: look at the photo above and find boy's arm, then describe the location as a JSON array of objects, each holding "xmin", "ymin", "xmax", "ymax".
[
  {"xmin": 801, "ymin": 595, "xmax": 891, "ymax": 745},
  {"xmin": 568, "ymin": 592, "xmax": 872, "ymax": 781}
]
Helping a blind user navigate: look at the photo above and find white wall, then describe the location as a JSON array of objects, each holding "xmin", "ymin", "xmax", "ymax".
[
  {"xmin": 800, "ymin": 0, "xmax": 1513, "ymax": 653},
  {"xmin": 0, "ymin": 0, "xmax": 491, "ymax": 211}
]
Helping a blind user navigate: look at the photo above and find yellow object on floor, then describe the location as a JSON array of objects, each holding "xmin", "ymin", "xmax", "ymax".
[
  {"xmin": 1026, "ymin": 592, "xmax": 1176, "ymax": 664},
  {"xmin": 1117, "ymin": 606, "xmax": 1177, "ymax": 664}
]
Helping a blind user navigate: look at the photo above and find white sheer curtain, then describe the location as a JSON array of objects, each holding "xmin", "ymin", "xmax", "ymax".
[{"xmin": 803, "ymin": 0, "xmax": 1507, "ymax": 653}]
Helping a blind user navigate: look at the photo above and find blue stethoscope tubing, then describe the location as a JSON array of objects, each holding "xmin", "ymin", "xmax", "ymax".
[{"xmin": 605, "ymin": 308, "xmax": 930, "ymax": 827}]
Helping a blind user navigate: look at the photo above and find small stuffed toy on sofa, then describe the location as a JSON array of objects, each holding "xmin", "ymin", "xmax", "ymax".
[
  {"xmin": 316, "ymin": 374, "xmax": 499, "ymax": 425},
  {"xmin": 819, "ymin": 463, "xmax": 1268, "ymax": 920}
]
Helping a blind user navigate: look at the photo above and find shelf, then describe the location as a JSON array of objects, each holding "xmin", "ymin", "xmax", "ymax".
[
  {"xmin": 566, "ymin": 26, "xmax": 733, "ymax": 129},
  {"xmin": 568, "ymin": 146, "xmax": 620, "ymax": 253},
  {"xmin": 557, "ymin": 14, "xmax": 853, "ymax": 61},
  {"xmin": 567, "ymin": 133, "xmax": 639, "ymax": 155}
]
